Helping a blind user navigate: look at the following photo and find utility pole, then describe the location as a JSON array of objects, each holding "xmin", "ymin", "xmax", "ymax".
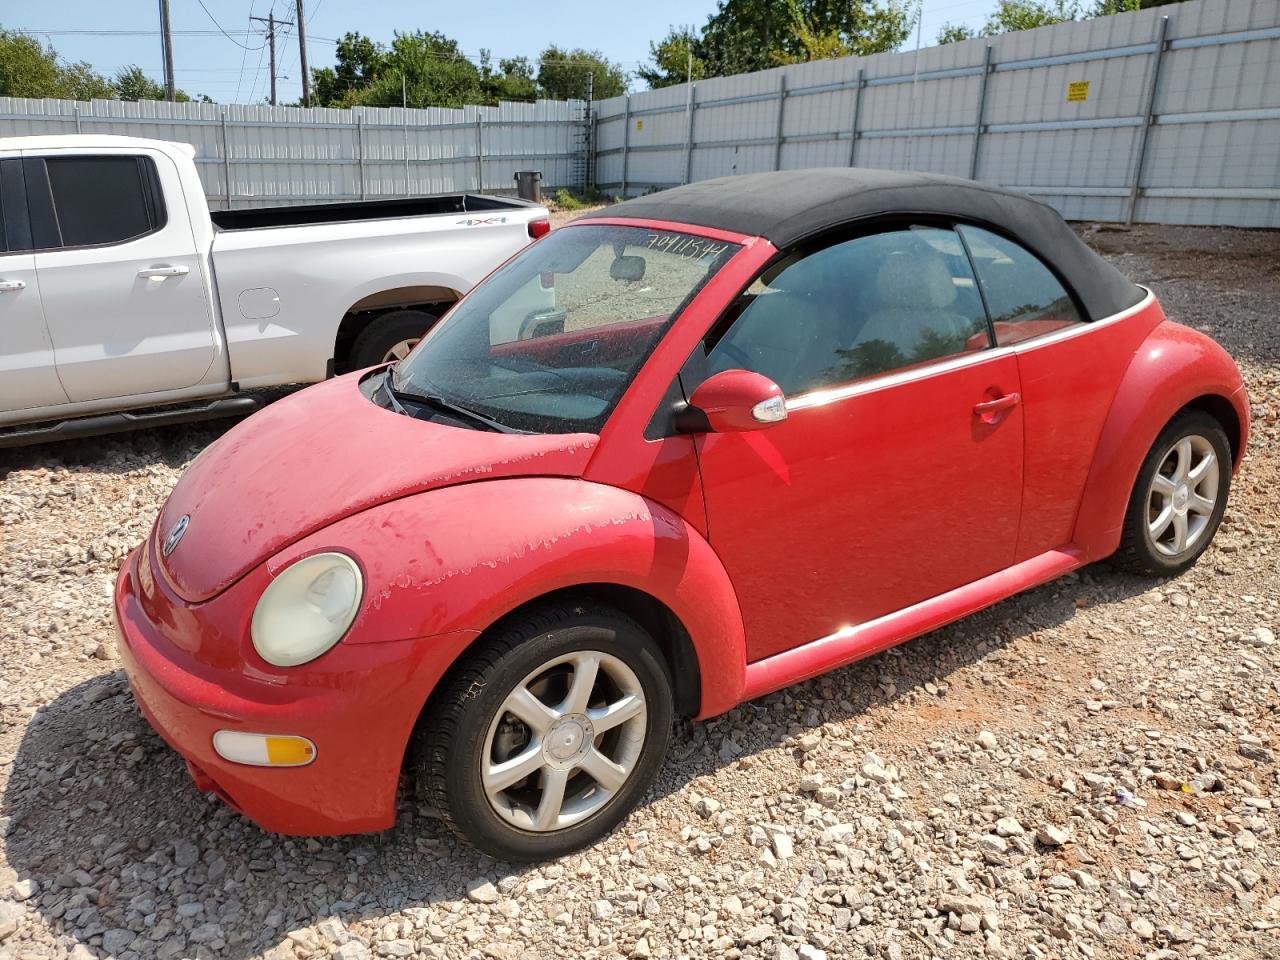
[
  {"xmin": 158, "ymin": 0, "xmax": 175, "ymax": 101},
  {"xmin": 250, "ymin": 12, "xmax": 293, "ymax": 106},
  {"xmin": 295, "ymin": 0, "xmax": 311, "ymax": 107}
]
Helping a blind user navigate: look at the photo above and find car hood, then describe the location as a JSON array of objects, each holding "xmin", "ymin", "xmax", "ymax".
[{"xmin": 154, "ymin": 373, "xmax": 598, "ymax": 603}]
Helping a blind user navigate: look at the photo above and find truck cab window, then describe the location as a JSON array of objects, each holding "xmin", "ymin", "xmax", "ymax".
[{"xmin": 43, "ymin": 156, "xmax": 165, "ymax": 248}]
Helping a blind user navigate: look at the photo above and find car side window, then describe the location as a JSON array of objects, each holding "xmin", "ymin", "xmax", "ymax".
[
  {"xmin": 0, "ymin": 159, "xmax": 28, "ymax": 254},
  {"xmin": 957, "ymin": 225, "xmax": 1084, "ymax": 346},
  {"xmin": 41, "ymin": 156, "xmax": 166, "ymax": 248},
  {"xmin": 704, "ymin": 226, "xmax": 990, "ymax": 397}
]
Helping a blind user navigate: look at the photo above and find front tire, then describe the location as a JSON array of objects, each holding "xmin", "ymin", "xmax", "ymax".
[
  {"xmin": 1111, "ymin": 409, "xmax": 1232, "ymax": 577},
  {"xmin": 348, "ymin": 309, "xmax": 437, "ymax": 369},
  {"xmin": 413, "ymin": 603, "xmax": 673, "ymax": 862}
]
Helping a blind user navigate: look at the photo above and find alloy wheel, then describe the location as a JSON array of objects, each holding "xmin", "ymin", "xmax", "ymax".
[
  {"xmin": 481, "ymin": 650, "xmax": 647, "ymax": 832},
  {"xmin": 1146, "ymin": 433, "xmax": 1220, "ymax": 558},
  {"xmin": 382, "ymin": 338, "xmax": 419, "ymax": 363}
]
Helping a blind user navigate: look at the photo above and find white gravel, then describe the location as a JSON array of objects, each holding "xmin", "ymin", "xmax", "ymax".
[{"xmin": 1, "ymin": 222, "xmax": 1278, "ymax": 960}]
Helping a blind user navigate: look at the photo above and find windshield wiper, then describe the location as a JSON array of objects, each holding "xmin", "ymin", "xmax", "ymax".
[{"xmin": 386, "ymin": 380, "xmax": 525, "ymax": 434}]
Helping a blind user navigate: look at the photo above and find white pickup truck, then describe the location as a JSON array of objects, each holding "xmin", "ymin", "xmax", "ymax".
[{"xmin": 0, "ymin": 135, "xmax": 550, "ymax": 446}]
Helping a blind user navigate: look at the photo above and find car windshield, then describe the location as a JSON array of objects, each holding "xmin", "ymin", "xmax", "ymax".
[{"xmin": 392, "ymin": 224, "xmax": 741, "ymax": 434}]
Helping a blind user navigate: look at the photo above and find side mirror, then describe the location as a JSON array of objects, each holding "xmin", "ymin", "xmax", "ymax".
[
  {"xmin": 678, "ymin": 369, "xmax": 787, "ymax": 434},
  {"xmin": 609, "ymin": 255, "xmax": 646, "ymax": 282}
]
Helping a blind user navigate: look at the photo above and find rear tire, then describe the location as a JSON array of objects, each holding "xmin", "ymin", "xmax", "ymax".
[
  {"xmin": 348, "ymin": 309, "xmax": 437, "ymax": 369},
  {"xmin": 1111, "ymin": 409, "xmax": 1232, "ymax": 577},
  {"xmin": 412, "ymin": 602, "xmax": 673, "ymax": 862}
]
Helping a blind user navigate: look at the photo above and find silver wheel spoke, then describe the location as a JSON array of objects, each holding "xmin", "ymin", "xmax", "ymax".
[
  {"xmin": 384, "ymin": 339, "xmax": 419, "ymax": 363},
  {"xmin": 1174, "ymin": 438, "xmax": 1194, "ymax": 480},
  {"xmin": 1150, "ymin": 473, "xmax": 1176, "ymax": 498},
  {"xmin": 1188, "ymin": 493, "xmax": 1215, "ymax": 516},
  {"xmin": 561, "ymin": 652, "xmax": 601, "ymax": 715},
  {"xmin": 1188, "ymin": 450, "xmax": 1216, "ymax": 487},
  {"xmin": 484, "ymin": 743, "xmax": 545, "ymax": 793},
  {"xmin": 504, "ymin": 685, "xmax": 560, "ymax": 735},
  {"xmin": 587, "ymin": 694, "xmax": 644, "ymax": 734},
  {"xmin": 1171, "ymin": 511, "xmax": 1189, "ymax": 552},
  {"xmin": 533, "ymin": 768, "xmax": 569, "ymax": 830},
  {"xmin": 579, "ymin": 748, "xmax": 629, "ymax": 792},
  {"xmin": 1149, "ymin": 505, "xmax": 1174, "ymax": 539}
]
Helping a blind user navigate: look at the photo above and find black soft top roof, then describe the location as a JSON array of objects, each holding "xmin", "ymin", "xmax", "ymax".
[{"xmin": 580, "ymin": 168, "xmax": 1144, "ymax": 321}]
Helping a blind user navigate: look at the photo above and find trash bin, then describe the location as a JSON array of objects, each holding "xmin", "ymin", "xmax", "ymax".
[{"xmin": 514, "ymin": 170, "xmax": 542, "ymax": 202}]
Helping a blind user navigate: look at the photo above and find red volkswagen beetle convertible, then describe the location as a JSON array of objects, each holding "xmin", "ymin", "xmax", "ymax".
[{"xmin": 115, "ymin": 169, "xmax": 1248, "ymax": 860}]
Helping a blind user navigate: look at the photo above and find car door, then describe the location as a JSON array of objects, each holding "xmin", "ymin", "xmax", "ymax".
[
  {"xmin": 26, "ymin": 150, "xmax": 218, "ymax": 403},
  {"xmin": 0, "ymin": 155, "xmax": 68, "ymax": 413},
  {"xmin": 690, "ymin": 224, "xmax": 1024, "ymax": 662}
]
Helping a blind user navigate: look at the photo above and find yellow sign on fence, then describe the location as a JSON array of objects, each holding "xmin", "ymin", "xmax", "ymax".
[{"xmin": 1067, "ymin": 81, "xmax": 1090, "ymax": 102}]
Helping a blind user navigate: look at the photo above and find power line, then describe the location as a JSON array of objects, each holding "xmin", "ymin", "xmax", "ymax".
[{"xmin": 195, "ymin": 0, "xmax": 267, "ymax": 51}]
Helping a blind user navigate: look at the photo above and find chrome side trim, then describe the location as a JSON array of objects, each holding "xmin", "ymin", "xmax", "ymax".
[{"xmin": 785, "ymin": 287, "xmax": 1155, "ymax": 412}]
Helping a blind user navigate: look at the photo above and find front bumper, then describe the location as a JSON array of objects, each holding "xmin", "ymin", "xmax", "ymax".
[{"xmin": 113, "ymin": 545, "xmax": 475, "ymax": 836}]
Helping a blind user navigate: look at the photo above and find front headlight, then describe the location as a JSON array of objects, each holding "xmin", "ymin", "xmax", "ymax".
[{"xmin": 251, "ymin": 552, "xmax": 363, "ymax": 667}]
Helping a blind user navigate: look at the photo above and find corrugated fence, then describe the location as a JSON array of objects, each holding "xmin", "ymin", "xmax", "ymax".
[
  {"xmin": 1, "ymin": 0, "xmax": 1277, "ymax": 225},
  {"xmin": 0, "ymin": 98, "xmax": 588, "ymax": 209},
  {"xmin": 595, "ymin": 0, "xmax": 1280, "ymax": 227}
]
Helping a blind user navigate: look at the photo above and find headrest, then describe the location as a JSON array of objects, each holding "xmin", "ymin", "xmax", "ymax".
[{"xmin": 876, "ymin": 248, "xmax": 958, "ymax": 310}]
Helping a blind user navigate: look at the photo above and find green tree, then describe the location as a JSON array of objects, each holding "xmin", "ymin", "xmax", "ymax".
[
  {"xmin": 480, "ymin": 50, "xmax": 538, "ymax": 103},
  {"xmin": 982, "ymin": 0, "xmax": 1081, "ymax": 33},
  {"xmin": 312, "ymin": 31, "xmax": 486, "ymax": 109},
  {"xmin": 645, "ymin": 1, "xmax": 914, "ymax": 84},
  {"xmin": 311, "ymin": 31, "xmax": 386, "ymax": 106},
  {"xmin": 935, "ymin": 22, "xmax": 978, "ymax": 44},
  {"xmin": 58, "ymin": 62, "xmax": 115, "ymax": 100},
  {"xmin": 113, "ymin": 65, "xmax": 192, "ymax": 102},
  {"xmin": 536, "ymin": 46, "xmax": 627, "ymax": 100},
  {"xmin": 1092, "ymin": 0, "xmax": 1179, "ymax": 11},
  {"xmin": 939, "ymin": 0, "xmax": 1173, "ymax": 42},
  {"xmin": 637, "ymin": 26, "xmax": 707, "ymax": 89},
  {"xmin": 0, "ymin": 30, "xmax": 60, "ymax": 97},
  {"xmin": 937, "ymin": 0, "xmax": 1085, "ymax": 44},
  {"xmin": 359, "ymin": 31, "xmax": 484, "ymax": 108},
  {"xmin": 771, "ymin": 0, "xmax": 914, "ymax": 64},
  {"xmin": 0, "ymin": 29, "xmax": 114, "ymax": 100}
]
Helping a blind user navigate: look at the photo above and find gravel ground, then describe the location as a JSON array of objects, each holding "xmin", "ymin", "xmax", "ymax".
[{"xmin": 1, "ymin": 222, "xmax": 1277, "ymax": 960}]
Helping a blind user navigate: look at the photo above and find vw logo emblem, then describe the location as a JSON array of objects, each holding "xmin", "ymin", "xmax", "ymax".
[{"xmin": 162, "ymin": 514, "xmax": 190, "ymax": 557}]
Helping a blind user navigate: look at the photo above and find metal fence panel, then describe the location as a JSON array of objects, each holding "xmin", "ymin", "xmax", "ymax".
[
  {"xmin": 594, "ymin": 0, "xmax": 1280, "ymax": 227},
  {"xmin": 0, "ymin": 96, "xmax": 588, "ymax": 209},
  {"xmin": 2, "ymin": 0, "xmax": 1276, "ymax": 225}
]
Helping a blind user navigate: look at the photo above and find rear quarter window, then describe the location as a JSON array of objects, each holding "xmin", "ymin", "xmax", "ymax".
[
  {"xmin": 958, "ymin": 225, "xmax": 1084, "ymax": 346},
  {"xmin": 43, "ymin": 155, "xmax": 166, "ymax": 248}
]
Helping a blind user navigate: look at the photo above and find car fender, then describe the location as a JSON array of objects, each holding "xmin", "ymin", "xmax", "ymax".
[
  {"xmin": 282, "ymin": 476, "xmax": 749, "ymax": 720},
  {"xmin": 1072, "ymin": 320, "xmax": 1248, "ymax": 559}
]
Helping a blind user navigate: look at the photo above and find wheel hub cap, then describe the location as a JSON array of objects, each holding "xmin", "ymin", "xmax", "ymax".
[
  {"xmin": 544, "ymin": 714, "xmax": 594, "ymax": 766},
  {"xmin": 1173, "ymin": 484, "xmax": 1189, "ymax": 512}
]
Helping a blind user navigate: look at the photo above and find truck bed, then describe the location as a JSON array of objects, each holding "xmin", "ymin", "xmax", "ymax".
[{"xmin": 210, "ymin": 193, "xmax": 537, "ymax": 231}]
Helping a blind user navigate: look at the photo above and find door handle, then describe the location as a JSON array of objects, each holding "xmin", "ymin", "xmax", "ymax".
[
  {"xmin": 138, "ymin": 265, "xmax": 190, "ymax": 280},
  {"xmin": 0, "ymin": 279, "xmax": 26, "ymax": 292},
  {"xmin": 973, "ymin": 392, "xmax": 1020, "ymax": 416}
]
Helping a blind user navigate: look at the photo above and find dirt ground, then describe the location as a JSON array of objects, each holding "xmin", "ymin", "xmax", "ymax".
[{"xmin": 0, "ymin": 220, "xmax": 1277, "ymax": 960}]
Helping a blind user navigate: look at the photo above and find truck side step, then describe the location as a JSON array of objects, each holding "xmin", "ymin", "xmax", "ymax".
[{"xmin": 0, "ymin": 396, "xmax": 265, "ymax": 449}]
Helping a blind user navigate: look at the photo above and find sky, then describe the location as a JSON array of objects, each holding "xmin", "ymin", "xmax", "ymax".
[{"xmin": 5, "ymin": 0, "xmax": 1002, "ymax": 104}]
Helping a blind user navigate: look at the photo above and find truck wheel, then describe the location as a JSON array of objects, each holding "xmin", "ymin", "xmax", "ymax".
[
  {"xmin": 349, "ymin": 309, "xmax": 438, "ymax": 369},
  {"xmin": 1111, "ymin": 409, "xmax": 1232, "ymax": 577},
  {"xmin": 413, "ymin": 602, "xmax": 673, "ymax": 862}
]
